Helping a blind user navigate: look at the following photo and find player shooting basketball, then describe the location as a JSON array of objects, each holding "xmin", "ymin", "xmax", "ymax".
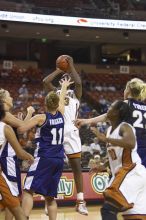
[{"xmin": 43, "ymin": 55, "xmax": 88, "ymax": 215}]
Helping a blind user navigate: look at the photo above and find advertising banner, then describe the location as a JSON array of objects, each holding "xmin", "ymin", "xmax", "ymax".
[
  {"xmin": 1, "ymin": 11, "xmax": 146, "ymax": 30},
  {"xmin": 21, "ymin": 172, "xmax": 109, "ymax": 202}
]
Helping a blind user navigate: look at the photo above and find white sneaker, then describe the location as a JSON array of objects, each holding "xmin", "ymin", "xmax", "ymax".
[{"xmin": 76, "ymin": 201, "xmax": 88, "ymax": 215}]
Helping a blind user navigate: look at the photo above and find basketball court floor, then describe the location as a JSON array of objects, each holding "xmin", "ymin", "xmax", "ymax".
[{"xmin": 0, "ymin": 206, "xmax": 122, "ymax": 220}]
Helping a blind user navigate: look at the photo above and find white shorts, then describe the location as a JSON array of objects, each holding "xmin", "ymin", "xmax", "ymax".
[
  {"xmin": 122, "ymin": 164, "xmax": 146, "ymax": 216},
  {"xmin": 64, "ymin": 130, "xmax": 81, "ymax": 157},
  {"xmin": 104, "ymin": 163, "xmax": 146, "ymax": 215}
]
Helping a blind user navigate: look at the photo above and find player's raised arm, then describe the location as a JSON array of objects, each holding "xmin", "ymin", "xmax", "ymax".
[
  {"xmin": 17, "ymin": 114, "xmax": 46, "ymax": 133},
  {"xmin": 58, "ymin": 78, "xmax": 74, "ymax": 115},
  {"xmin": 66, "ymin": 56, "xmax": 82, "ymax": 100},
  {"xmin": 107, "ymin": 123, "xmax": 135, "ymax": 149},
  {"xmin": 91, "ymin": 123, "xmax": 135, "ymax": 149},
  {"xmin": 43, "ymin": 69, "xmax": 63, "ymax": 93},
  {"xmin": 3, "ymin": 106, "xmax": 35, "ymax": 128},
  {"xmin": 24, "ymin": 106, "xmax": 35, "ymax": 121},
  {"xmin": 75, "ymin": 113, "xmax": 107, "ymax": 128}
]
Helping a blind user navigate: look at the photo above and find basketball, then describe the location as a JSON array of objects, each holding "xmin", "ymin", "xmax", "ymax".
[{"xmin": 56, "ymin": 55, "xmax": 69, "ymax": 72}]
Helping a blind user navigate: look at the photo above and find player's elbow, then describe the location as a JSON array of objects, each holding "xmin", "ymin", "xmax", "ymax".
[
  {"xmin": 43, "ymin": 79, "xmax": 50, "ymax": 93},
  {"xmin": 127, "ymin": 140, "xmax": 135, "ymax": 149},
  {"xmin": 128, "ymin": 143, "xmax": 135, "ymax": 149}
]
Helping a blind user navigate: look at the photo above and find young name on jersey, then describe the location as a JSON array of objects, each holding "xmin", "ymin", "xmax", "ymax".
[{"xmin": 133, "ymin": 103, "xmax": 146, "ymax": 111}]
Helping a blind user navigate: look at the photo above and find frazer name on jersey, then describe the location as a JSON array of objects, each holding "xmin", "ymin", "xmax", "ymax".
[{"xmin": 50, "ymin": 118, "xmax": 63, "ymax": 125}]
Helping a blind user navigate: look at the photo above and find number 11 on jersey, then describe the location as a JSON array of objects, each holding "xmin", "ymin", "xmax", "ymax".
[{"xmin": 51, "ymin": 128, "xmax": 63, "ymax": 145}]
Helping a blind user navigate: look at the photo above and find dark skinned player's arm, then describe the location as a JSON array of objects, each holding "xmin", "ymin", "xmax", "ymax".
[
  {"xmin": 43, "ymin": 69, "xmax": 62, "ymax": 93},
  {"xmin": 106, "ymin": 124, "xmax": 135, "ymax": 149},
  {"xmin": 67, "ymin": 57, "xmax": 82, "ymax": 100},
  {"xmin": 92, "ymin": 124, "xmax": 135, "ymax": 149}
]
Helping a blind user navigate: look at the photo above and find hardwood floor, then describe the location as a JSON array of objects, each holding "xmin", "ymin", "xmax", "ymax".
[{"xmin": 0, "ymin": 206, "xmax": 123, "ymax": 220}]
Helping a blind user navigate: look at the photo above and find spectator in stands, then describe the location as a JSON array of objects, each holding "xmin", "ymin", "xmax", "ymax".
[
  {"xmin": 1, "ymin": 70, "xmax": 9, "ymax": 78},
  {"xmin": 95, "ymin": 83, "xmax": 102, "ymax": 92},
  {"xmin": 22, "ymin": 76, "xmax": 29, "ymax": 83},
  {"xmin": 18, "ymin": 84, "xmax": 29, "ymax": 100},
  {"xmin": 34, "ymin": 90, "xmax": 45, "ymax": 99},
  {"xmin": 91, "ymin": 109, "xmax": 99, "ymax": 117},
  {"xmin": 80, "ymin": 102, "xmax": 91, "ymax": 118},
  {"xmin": 97, "ymin": 122, "xmax": 108, "ymax": 133},
  {"xmin": 108, "ymin": 84, "xmax": 116, "ymax": 92},
  {"xmin": 90, "ymin": 137, "xmax": 102, "ymax": 155},
  {"xmin": 102, "ymin": 83, "xmax": 108, "ymax": 92},
  {"xmin": 98, "ymin": 95, "xmax": 109, "ymax": 113},
  {"xmin": 82, "ymin": 142, "xmax": 92, "ymax": 154}
]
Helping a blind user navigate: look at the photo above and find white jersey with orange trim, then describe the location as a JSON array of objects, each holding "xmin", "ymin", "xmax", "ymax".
[
  {"xmin": 106, "ymin": 122, "xmax": 141, "ymax": 176},
  {"xmin": 57, "ymin": 89, "xmax": 81, "ymax": 156},
  {"xmin": 0, "ymin": 122, "xmax": 21, "ymax": 197},
  {"xmin": 57, "ymin": 89, "xmax": 79, "ymax": 134},
  {"xmin": 105, "ymin": 122, "xmax": 146, "ymax": 215}
]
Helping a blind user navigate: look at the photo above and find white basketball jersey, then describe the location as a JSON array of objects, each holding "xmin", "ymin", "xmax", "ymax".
[
  {"xmin": 106, "ymin": 122, "xmax": 141, "ymax": 176},
  {"xmin": 0, "ymin": 122, "xmax": 6, "ymax": 156},
  {"xmin": 57, "ymin": 89, "xmax": 80, "ymax": 134}
]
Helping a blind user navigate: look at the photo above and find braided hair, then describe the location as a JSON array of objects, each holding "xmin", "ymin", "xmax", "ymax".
[{"xmin": 114, "ymin": 100, "xmax": 132, "ymax": 124}]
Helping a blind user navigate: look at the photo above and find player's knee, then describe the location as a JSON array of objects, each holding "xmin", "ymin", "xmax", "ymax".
[
  {"xmin": 45, "ymin": 196, "xmax": 54, "ymax": 205},
  {"xmin": 10, "ymin": 206, "xmax": 26, "ymax": 220},
  {"xmin": 69, "ymin": 158, "xmax": 82, "ymax": 171},
  {"xmin": 101, "ymin": 203, "xmax": 118, "ymax": 220}
]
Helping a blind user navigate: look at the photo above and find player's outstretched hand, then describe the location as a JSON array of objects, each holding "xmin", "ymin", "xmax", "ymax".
[
  {"xmin": 60, "ymin": 77, "xmax": 74, "ymax": 88},
  {"xmin": 27, "ymin": 106, "xmax": 35, "ymax": 114},
  {"xmin": 24, "ymin": 152, "xmax": 34, "ymax": 164},
  {"xmin": 75, "ymin": 118, "xmax": 89, "ymax": 128},
  {"xmin": 90, "ymin": 127, "xmax": 107, "ymax": 142},
  {"xmin": 19, "ymin": 150, "xmax": 34, "ymax": 164},
  {"xmin": 89, "ymin": 164, "xmax": 105, "ymax": 175}
]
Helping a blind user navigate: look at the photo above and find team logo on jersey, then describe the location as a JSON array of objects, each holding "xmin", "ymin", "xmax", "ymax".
[
  {"xmin": 57, "ymin": 176, "xmax": 74, "ymax": 198},
  {"xmin": 91, "ymin": 173, "xmax": 109, "ymax": 194}
]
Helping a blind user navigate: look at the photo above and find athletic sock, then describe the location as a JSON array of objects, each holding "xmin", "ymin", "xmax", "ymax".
[{"xmin": 77, "ymin": 192, "xmax": 84, "ymax": 201}]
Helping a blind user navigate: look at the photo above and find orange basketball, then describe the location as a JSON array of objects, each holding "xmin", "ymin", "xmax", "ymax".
[{"xmin": 56, "ymin": 55, "xmax": 69, "ymax": 72}]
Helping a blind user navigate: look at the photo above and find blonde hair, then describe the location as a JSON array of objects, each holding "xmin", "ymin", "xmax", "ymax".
[
  {"xmin": 45, "ymin": 91, "xmax": 59, "ymax": 111},
  {"xmin": 126, "ymin": 78, "xmax": 146, "ymax": 101},
  {"xmin": 0, "ymin": 89, "xmax": 7, "ymax": 101}
]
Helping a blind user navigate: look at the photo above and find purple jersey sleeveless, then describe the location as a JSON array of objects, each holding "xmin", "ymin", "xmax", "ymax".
[{"xmin": 128, "ymin": 98, "xmax": 146, "ymax": 167}]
